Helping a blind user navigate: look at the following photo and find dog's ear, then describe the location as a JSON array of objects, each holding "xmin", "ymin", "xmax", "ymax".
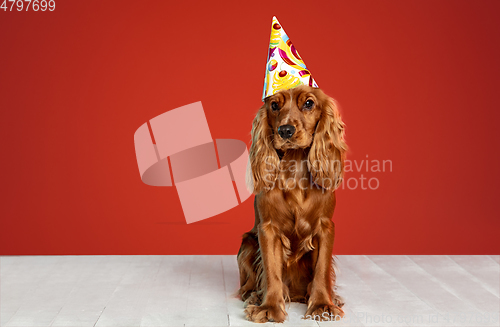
[
  {"xmin": 308, "ymin": 97, "xmax": 347, "ymax": 190},
  {"xmin": 246, "ymin": 104, "xmax": 279, "ymax": 194}
]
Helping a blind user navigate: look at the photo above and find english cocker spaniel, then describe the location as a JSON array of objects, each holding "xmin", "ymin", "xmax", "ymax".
[{"xmin": 238, "ymin": 85, "xmax": 347, "ymax": 323}]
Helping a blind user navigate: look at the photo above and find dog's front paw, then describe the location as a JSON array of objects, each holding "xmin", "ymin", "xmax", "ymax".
[
  {"xmin": 243, "ymin": 291, "xmax": 261, "ymax": 307},
  {"xmin": 245, "ymin": 304, "xmax": 286, "ymax": 323},
  {"xmin": 304, "ymin": 303, "xmax": 344, "ymax": 321}
]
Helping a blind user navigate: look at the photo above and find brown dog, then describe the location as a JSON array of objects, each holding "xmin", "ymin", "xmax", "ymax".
[{"xmin": 237, "ymin": 85, "xmax": 347, "ymax": 323}]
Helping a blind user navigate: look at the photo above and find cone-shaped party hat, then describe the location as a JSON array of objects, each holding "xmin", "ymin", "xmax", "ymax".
[{"xmin": 262, "ymin": 17, "xmax": 319, "ymax": 101}]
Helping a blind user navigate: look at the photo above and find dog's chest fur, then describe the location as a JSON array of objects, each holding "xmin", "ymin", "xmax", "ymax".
[{"xmin": 266, "ymin": 150, "xmax": 335, "ymax": 246}]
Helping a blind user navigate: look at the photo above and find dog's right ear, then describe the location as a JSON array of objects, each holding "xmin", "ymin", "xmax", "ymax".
[{"xmin": 246, "ymin": 104, "xmax": 279, "ymax": 194}]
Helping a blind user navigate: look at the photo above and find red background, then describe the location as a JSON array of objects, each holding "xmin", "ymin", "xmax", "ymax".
[{"xmin": 1, "ymin": 0, "xmax": 499, "ymax": 255}]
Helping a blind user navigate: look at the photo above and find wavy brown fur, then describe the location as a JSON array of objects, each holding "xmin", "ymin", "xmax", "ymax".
[{"xmin": 238, "ymin": 86, "xmax": 347, "ymax": 323}]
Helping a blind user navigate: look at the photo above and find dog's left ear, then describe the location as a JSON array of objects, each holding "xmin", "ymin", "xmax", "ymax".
[{"xmin": 308, "ymin": 97, "xmax": 347, "ymax": 190}]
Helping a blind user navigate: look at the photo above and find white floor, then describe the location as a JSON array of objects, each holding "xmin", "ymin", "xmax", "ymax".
[{"xmin": 0, "ymin": 255, "xmax": 498, "ymax": 327}]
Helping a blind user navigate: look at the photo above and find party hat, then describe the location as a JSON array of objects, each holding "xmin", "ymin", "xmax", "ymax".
[{"xmin": 262, "ymin": 16, "xmax": 319, "ymax": 100}]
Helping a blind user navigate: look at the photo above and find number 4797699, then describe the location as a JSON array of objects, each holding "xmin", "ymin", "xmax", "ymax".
[{"xmin": 1, "ymin": 0, "xmax": 55, "ymax": 11}]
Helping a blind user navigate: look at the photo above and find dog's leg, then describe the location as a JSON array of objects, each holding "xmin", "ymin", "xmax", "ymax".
[
  {"xmin": 304, "ymin": 220, "xmax": 344, "ymax": 321},
  {"xmin": 238, "ymin": 198, "xmax": 262, "ymax": 303},
  {"xmin": 237, "ymin": 232, "xmax": 259, "ymax": 302},
  {"xmin": 245, "ymin": 222, "xmax": 287, "ymax": 323}
]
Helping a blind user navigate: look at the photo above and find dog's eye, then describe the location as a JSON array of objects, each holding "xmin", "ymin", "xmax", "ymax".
[
  {"xmin": 304, "ymin": 100, "xmax": 314, "ymax": 110},
  {"xmin": 271, "ymin": 102, "xmax": 280, "ymax": 111}
]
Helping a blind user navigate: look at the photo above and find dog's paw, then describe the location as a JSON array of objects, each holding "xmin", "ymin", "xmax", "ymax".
[
  {"xmin": 243, "ymin": 291, "xmax": 261, "ymax": 307},
  {"xmin": 245, "ymin": 304, "xmax": 286, "ymax": 323},
  {"xmin": 333, "ymin": 294, "xmax": 345, "ymax": 308},
  {"xmin": 304, "ymin": 303, "xmax": 344, "ymax": 321}
]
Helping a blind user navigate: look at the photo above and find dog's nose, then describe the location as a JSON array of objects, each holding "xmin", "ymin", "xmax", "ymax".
[{"xmin": 278, "ymin": 125, "xmax": 296, "ymax": 140}]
